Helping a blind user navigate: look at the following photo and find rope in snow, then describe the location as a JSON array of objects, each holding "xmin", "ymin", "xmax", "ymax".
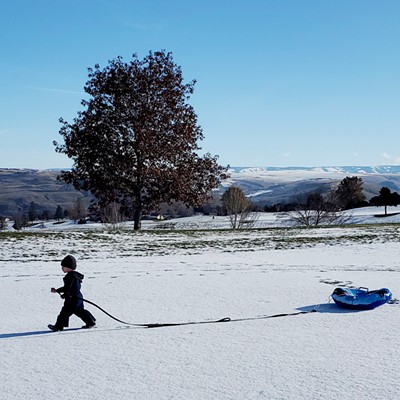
[
  {"xmin": 82, "ymin": 297, "xmax": 231, "ymax": 328},
  {"xmin": 227, "ymin": 309, "xmax": 318, "ymax": 324},
  {"xmin": 81, "ymin": 297, "xmax": 318, "ymax": 329}
]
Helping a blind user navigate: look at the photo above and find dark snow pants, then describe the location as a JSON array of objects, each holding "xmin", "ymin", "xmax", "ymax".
[{"xmin": 55, "ymin": 300, "xmax": 96, "ymax": 328}]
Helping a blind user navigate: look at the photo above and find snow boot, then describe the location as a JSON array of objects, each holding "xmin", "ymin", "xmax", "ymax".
[
  {"xmin": 81, "ymin": 321, "xmax": 96, "ymax": 329},
  {"xmin": 48, "ymin": 324, "xmax": 63, "ymax": 331}
]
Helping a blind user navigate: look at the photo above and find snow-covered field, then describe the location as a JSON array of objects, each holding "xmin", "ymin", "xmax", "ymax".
[{"xmin": 2, "ymin": 208, "xmax": 400, "ymax": 399}]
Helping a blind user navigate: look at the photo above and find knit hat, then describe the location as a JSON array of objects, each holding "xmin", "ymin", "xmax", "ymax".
[{"xmin": 61, "ymin": 255, "xmax": 77, "ymax": 270}]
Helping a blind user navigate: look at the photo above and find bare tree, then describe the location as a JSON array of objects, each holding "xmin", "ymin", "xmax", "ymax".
[
  {"xmin": 74, "ymin": 197, "xmax": 87, "ymax": 220},
  {"xmin": 221, "ymin": 186, "xmax": 258, "ymax": 229},
  {"xmin": 13, "ymin": 211, "xmax": 23, "ymax": 230},
  {"xmin": 287, "ymin": 191, "xmax": 351, "ymax": 227},
  {"xmin": 101, "ymin": 201, "xmax": 126, "ymax": 230},
  {"xmin": 201, "ymin": 194, "xmax": 222, "ymax": 216}
]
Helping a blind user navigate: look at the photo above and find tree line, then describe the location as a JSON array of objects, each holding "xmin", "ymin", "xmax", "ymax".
[
  {"xmin": 1, "ymin": 175, "xmax": 399, "ymax": 230},
  {"xmin": 6, "ymin": 197, "xmax": 88, "ymax": 230}
]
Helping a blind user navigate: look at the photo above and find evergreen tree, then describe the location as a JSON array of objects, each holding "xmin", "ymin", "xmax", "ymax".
[
  {"xmin": 370, "ymin": 187, "xmax": 400, "ymax": 215},
  {"xmin": 54, "ymin": 205, "xmax": 64, "ymax": 221},
  {"xmin": 0, "ymin": 216, "xmax": 7, "ymax": 230},
  {"xmin": 41, "ymin": 210, "xmax": 50, "ymax": 220},
  {"xmin": 28, "ymin": 201, "xmax": 38, "ymax": 222},
  {"xmin": 333, "ymin": 176, "xmax": 366, "ymax": 209}
]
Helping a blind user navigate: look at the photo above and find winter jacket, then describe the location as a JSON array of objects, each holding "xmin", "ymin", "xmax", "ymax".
[{"xmin": 56, "ymin": 271, "xmax": 85, "ymax": 307}]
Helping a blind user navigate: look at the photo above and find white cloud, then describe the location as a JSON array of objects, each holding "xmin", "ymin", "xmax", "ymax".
[
  {"xmin": 382, "ymin": 152, "xmax": 391, "ymax": 160},
  {"xmin": 27, "ymin": 86, "xmax": 85, "ymax": 95}
]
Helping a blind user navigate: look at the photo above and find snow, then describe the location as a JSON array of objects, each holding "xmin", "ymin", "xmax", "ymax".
[
  {"xmin": 2, "ymin": 209, "xmax": 400, "ymax": 399},
  {"xmin": 227, "ymin": 166, "xmax": 355, "ymax": 183}
]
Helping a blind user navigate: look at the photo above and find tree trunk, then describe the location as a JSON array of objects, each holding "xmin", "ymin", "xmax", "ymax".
[{"xmin": 133, "ymin": 205, "xmax": 142, "ymax": 231}]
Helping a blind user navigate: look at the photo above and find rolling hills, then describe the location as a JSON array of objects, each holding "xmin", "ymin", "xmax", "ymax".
[{"xmin": 1, "ymin": 165, "xmax": 400, "ymax": 217}]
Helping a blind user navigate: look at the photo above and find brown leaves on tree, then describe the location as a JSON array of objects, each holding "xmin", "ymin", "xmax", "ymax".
[{"xmin": 54, "ymin": 50, "xmax": 228, "ymax": 230}]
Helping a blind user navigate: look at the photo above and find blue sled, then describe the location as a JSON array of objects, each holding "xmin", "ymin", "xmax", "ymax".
[{"xmin": 332, "ymin": 287, "xmax": 392, "ymax": 310}]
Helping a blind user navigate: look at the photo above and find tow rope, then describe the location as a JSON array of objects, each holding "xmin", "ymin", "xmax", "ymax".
[
  {"xmin": 229, "ymin": 309, "xmax": 317, "ymax": 323},
  {"xmin": 81, "ymin": 297, "xmax": 318, "ymax": 329}
]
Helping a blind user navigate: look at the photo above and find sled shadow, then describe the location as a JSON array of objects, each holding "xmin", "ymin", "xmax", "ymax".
[
  {"xmin": 0, "ymin": 328, "xmax": 82, "ymax": 339},
  {"xmin": 297, "ymin": 303, "xmax": 365, "ymax": 314}
]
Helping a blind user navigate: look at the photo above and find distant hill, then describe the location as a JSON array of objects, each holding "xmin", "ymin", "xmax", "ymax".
[
  {"xmin": 0, "ymin": 169, "xmax": 91, "ymax": 217},
  {"xmin": 222, "ymin": 165, "xmax": 400, "ymax": 206},
  {"xmin": 2, "ymin": 165, "xmax": 400, "ymax": 216}
]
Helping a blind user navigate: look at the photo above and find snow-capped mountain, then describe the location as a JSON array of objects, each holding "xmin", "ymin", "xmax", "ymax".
[
  {"xmin": 224, "ymin": 165, "xmax": 400, "ymax": 205},
  {"xmin": 229, "ymin": 165, "xmax": 400, "ymax": 175},
  {"xmin": 2, "ymin": 165, "xmax": 400, "ymax": 214}
]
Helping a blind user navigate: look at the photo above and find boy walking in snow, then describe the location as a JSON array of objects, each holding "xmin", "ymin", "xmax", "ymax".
[{"xmin": 48, "ymin": 255, "xmax": 96, "ymax": 331}]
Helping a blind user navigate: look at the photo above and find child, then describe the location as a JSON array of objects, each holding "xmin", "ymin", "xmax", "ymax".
[{"xmin": 48, "ymin": 255, "xmax": 96, "ymax": 331}]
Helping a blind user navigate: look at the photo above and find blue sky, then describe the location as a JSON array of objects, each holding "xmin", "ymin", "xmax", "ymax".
[{"xmin": 1, "ymin": 0, "xmax": 400, "ymax": 169}]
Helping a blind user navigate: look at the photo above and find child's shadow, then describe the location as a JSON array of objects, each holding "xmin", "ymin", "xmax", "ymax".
[{"xmin": 0, "ymin": 328, "xmax": 81, "ymax": 339}]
